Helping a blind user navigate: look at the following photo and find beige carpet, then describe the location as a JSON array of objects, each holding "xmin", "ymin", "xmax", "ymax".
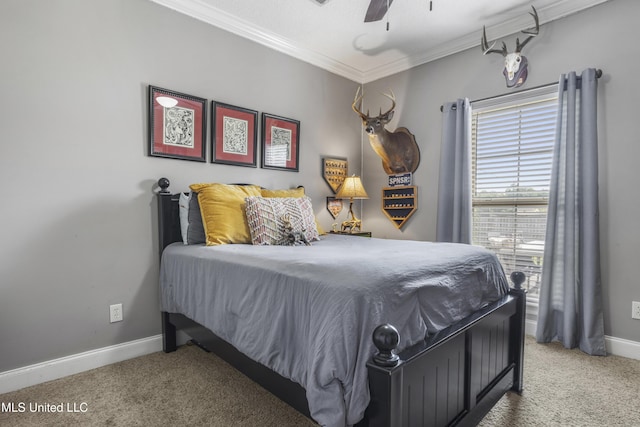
[{"xmin": 1, "ymin": 336, "xmax": 639, "ymax": 426}]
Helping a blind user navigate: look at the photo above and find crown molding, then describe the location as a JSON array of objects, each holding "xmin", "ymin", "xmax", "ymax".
[
  {"xmin": 150, "ymin": 0, "xmax": 365, "ymax": 81},
  {"xmin": 150, "ymin": 0, "xmax": 610, "ymax": 84},
  {"xmin": 361, "ymin": 0, "xmax": 610, "ymax": 82}
]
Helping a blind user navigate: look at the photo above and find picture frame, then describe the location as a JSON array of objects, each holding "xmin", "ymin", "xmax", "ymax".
[
  {"xmin": 149, "ymin": 85, "xmax": 206, "ymax": 162},
  {"xmin": 211, "ymin": 101, "xmax": 258, "ymax": 167},
  {"xmin": 261, "ymin": 113, "xmax": 300, "ymax": 172}
]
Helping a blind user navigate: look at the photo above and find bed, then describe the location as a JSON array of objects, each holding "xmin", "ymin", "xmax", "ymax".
[{"xmin": 156, "ymin": 178, "xmax": 526, "ymax": 427}]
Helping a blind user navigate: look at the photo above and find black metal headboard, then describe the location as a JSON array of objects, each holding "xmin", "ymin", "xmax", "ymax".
[{"xmin": 157, "ymin": 178, "xmax": 182, "ymax": 260}]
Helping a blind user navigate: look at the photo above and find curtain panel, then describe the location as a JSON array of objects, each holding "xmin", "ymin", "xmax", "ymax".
[
  {"xmin": 536, "ymin": 68, "xmax": 606, "ymax": 356},
  {"xmin": 436, "ymin": 98, "xmax": 471, "ymax": 244}
]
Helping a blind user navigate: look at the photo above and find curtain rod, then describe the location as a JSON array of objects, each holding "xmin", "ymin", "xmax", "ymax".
[{"xmin": 440, "ymin": 68, "xmax": 603, "ymax": 112}]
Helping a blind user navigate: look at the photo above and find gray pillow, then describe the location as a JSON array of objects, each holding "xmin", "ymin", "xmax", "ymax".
[{"xmin": 178, "ymin": 192, "xmax": 206, "ymax": 244}]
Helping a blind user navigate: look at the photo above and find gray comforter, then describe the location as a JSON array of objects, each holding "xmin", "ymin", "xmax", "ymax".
[{"xmin": 159, "ymin": 234, "xmax": 509, "ymax": 426}]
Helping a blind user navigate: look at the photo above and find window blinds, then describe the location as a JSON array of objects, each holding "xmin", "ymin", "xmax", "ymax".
[{"xmin": 471, "ymin": 90, "xmax": 557, "ymax": 298}]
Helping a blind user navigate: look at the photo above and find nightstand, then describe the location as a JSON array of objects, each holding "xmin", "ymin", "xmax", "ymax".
[{"xmin": 329, "ymin": 231, "xmax": 372, "ymax": 238}]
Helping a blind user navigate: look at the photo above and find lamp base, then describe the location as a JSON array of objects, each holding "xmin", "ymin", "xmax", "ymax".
[
  {"xmin": 341, "ymin": 218, "xmax": 362, "ymax": 233},
  {"xmin": 341, "ymin": 199, "xmax": 362, "ymax": 233}
]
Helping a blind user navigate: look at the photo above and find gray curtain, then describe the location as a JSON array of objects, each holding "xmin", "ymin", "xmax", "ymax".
[
  {"xmin": 536, "ymin": 69, "xmax": 606, "ymax": 356},
  {"xmin": 436, "ymin": 99, "xmax": 471, "ymax": 244}
]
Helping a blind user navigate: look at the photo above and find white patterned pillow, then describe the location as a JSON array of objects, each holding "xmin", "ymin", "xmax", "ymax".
[{"xmin": 245, "ymin": 196, "xmax": 319, "ymax": 245}]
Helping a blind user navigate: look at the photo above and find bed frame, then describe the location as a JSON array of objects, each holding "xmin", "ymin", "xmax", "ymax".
[{"xmin": 155, "ymin": 178, "xmax": 526, "ymax": 427}]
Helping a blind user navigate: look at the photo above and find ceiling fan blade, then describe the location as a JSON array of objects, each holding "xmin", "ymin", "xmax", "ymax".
[{"xmin": 364, "ymin": 0, "xmax": 394, "ymax": 22}]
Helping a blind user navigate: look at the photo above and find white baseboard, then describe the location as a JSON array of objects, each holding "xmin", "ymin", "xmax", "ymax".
[
  {"xmin": 1, "ymin": 327, "xmax": 637, "ymax": 396},
  {"xmin": 525, "ymin": 319, "xmax": 640, "ymax": 360},
  {"xmin": 0, "ymin": 335, "xmax": 165, "ymax": 395},
  {"xmin": 605, "ymin": 335, "xmax": 640, "ymax": 360},
  {"xmin": 0, "ymin": 332, "xmax": 192, "ymax": 395}
]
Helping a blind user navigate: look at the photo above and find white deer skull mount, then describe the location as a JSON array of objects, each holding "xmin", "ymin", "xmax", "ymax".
[{"xmin": 481, "ymin": 6, "xmax": 540, "ymax": 88}]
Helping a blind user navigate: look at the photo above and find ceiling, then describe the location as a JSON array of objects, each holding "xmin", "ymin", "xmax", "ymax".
[{"xmin": 150, "ymin": 0, "xmax": 608, "ymax": 83}]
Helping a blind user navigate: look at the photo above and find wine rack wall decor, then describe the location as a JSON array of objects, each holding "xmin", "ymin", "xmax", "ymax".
[{"xmin": 382, "ymin": 185, "xmax": 417, "ymax": 229}]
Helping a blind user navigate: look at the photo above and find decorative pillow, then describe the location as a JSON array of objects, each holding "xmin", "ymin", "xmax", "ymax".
[
  {"xmin": 189, "ymin": 183, "xmax": 262, "ymax": 245},
  {"xmin": 178, "ymin": 192, "xmax": 205, "ymax": 245},
  {"xmin": 260, "ymin": 187, "xmax": 305, "ymax": 198},
  {"xmin": 261, "ymin": 187, "xmax": 326, "ymax": 235},
  {"xmin": 245, "ymin": 196, "xmax": 320, "ymax": 245},
  {"xmin": 179, "ymin": 192, "xmax": 190, "ymax": 244}
]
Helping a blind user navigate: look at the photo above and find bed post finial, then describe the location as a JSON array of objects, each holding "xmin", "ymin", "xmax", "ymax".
[
  {"xmin": 372, "ymin": 324, "xmax": 400, "ymax": 367},
  {"xmin": 510, "ymin": 271, "xmax": 526, "ymax": 290},
  {"xmin": 158, "ymin": 177, "xmax": 170, "ymax": 194}
]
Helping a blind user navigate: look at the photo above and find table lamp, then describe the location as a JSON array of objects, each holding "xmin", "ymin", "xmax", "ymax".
[{"xmin": 335, "ymin": 175, "xmax": 369, "ymax": 232}]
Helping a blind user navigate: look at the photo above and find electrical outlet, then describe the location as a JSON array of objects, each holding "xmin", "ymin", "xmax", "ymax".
[
  {"xmin": 633, "ymin": 301, "xmax": 640, "ymax": 320},
  {"xmin": 110, "ymin": 303, "xmax": 123, "ymax": 323}
]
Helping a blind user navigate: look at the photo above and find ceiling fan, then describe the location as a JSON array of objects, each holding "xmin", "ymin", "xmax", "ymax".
[
  {"xmin": 314, "ymin": 0, "xmax": 394, "ymax": 23},
  {"xmin": 364, "ymin": 0, "xmax": 394, "ymax": 22}
]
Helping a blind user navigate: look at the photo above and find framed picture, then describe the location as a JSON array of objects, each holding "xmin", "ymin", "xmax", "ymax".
[
  {"xmin": 149, "ymin": 86, "xmax": 206, "ymax": 162},
  {"xmin": 261, "ymin": 113, "xmax": 300, "ymax": 172},
  {"xmin": 211, "ymin": 101, "xmax": 258, "ymax": 167}
]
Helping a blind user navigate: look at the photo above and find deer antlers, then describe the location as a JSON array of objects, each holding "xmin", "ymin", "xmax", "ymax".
[
  {"xmin": 481, "ymin": 6, "xmax": 539, "ymax": 56},
  {"xmin": 352, "ymin": 87, "xmax": 396, "ymax": 120},
  {"xmin": 516, "ymin": 6, "xmax": 539, "ymax": 52}
]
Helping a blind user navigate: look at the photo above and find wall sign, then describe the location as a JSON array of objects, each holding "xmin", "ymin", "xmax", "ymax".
[
  {"xmin": 322, "ymin": 157, "xmax": 348, "ymax": 193},
  {"xmin": 388, "ymin": 172, "xmax": 412, "ymax": 187}
]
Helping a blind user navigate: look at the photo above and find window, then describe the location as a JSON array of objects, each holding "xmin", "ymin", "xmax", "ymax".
[{"xmin": 471, "ymin": 86, "xmax": 557, "ymax": 309}]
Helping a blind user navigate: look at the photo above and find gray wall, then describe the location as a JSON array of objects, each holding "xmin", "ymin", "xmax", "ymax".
[
  {"xmin": 0, "ymin": 0, "xmax": 361, "ymax": 372},
  {"xmin": 362, "ymin": 0, "xmax": 640, "ymax": 343}
]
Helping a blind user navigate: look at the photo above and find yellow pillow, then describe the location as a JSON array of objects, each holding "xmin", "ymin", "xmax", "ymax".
[
  {"xmin": 190, "ymin": 183, "xmax": 262, "ymax": 245},
  {"xmin": 260, "ymin": 187, "xmax": 326, "ymax": 235},
  {"xmin": 260, "ymin": 187, "xmax": 305, "ymax": 198}
]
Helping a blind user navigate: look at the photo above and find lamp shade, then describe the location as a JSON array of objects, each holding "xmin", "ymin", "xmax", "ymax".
[{"xmin": 336, "ymin": 175, "xmax": 369, "ymax": 199}]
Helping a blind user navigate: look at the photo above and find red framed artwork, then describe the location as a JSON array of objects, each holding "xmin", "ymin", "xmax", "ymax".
[
  {"xmin": 211, "ymin": 101, "xmax": 258, "ymax": 167},
  {"xmin": 148, "ymin": 85, "xmax": 206, "ymax": 162},
  {"xmin": 261, "ymin": 113, "xmax": 300, "ymax": 172}
]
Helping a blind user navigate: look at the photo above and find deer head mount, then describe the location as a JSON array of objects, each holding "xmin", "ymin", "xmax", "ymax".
[
  {"xmin": 481, "ymin": 6, "xmax": 539, "ymax": 88},
  {"xmin": 352, "ymin": 88, "xmax": 420, "ymax": 175}
]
